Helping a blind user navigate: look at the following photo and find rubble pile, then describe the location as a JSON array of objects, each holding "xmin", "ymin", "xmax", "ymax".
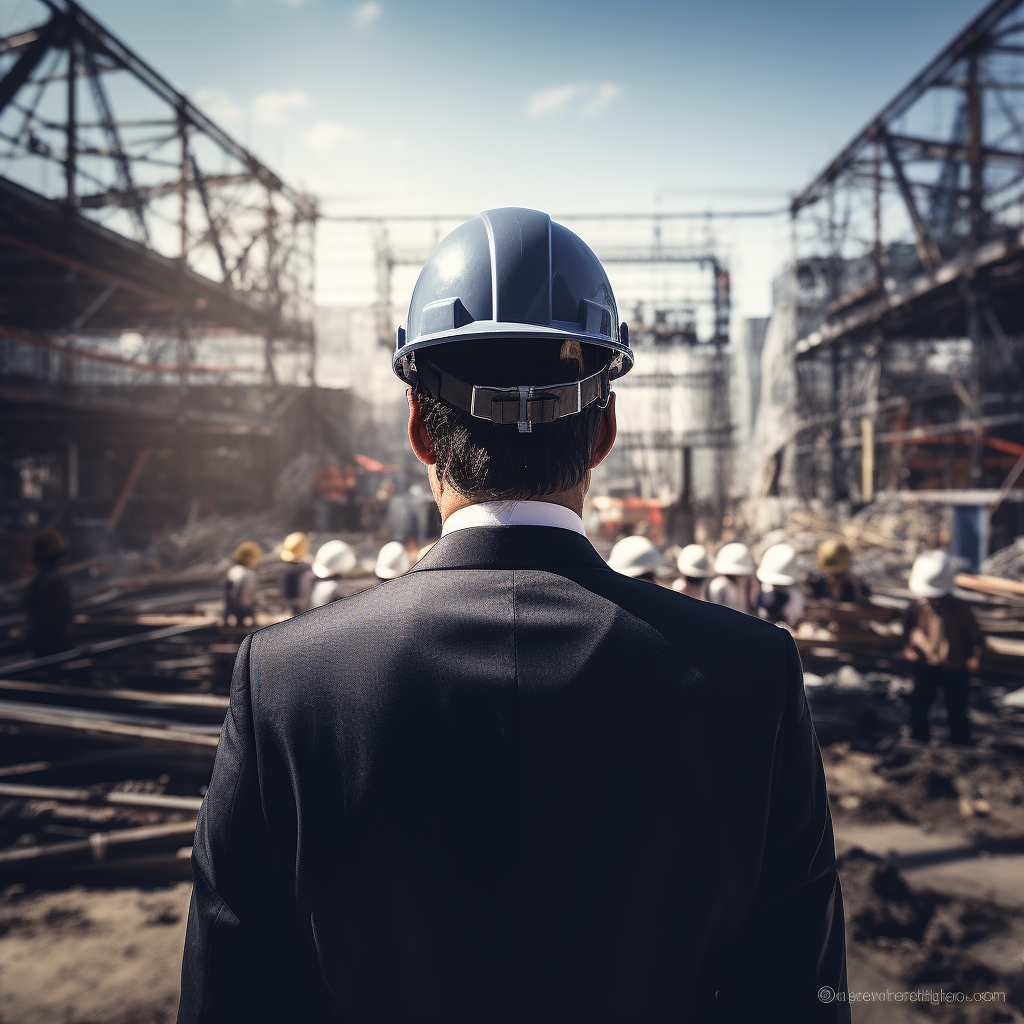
[
  {"xmin": 838, "ymin": 848, "xmax": 1022, "ymax": 1022},
  {"xmin": 748, "ymin": 499, "xmax": 950, "ymax": 594},
  {"xmin": 984, "ymin": 538, "xmax": 1024, "ymax": 584},
  {"xmin": 805, "ymin": 667, "xmax": 911, "ymax": 747},
  {"xmin": 155, "ymin": 510, "xmax": 289, "ymax": 572},
  {"xmin": 824, "ymin": 736, "xmax": 1024, "ymax": 838}
]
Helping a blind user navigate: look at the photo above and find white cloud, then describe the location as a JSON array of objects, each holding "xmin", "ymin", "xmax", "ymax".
[
  {"xmin": 526, "ymin": 81, "xmax": 624, "ymax": 119},
  {"xmin": 581, "ymin": 82, "xmax": 624, "ymax": 116},
  {"xmin": 527, "ymin": 84, "xmax": 581, "ymax": 118},
  {"xmin": 303, "ymin": 118, "xmax": 362, "ymax": 152},
  {"xmin": 194, "ymin": 87, "xmax": 242, "ymax": 123},
  {"xmin": 252, "ymin": 88, "xmax": 312, "ymax": 125},
  {"xmin": 351, "ymin": 2, "xmax": 382, "ymax": 29}
]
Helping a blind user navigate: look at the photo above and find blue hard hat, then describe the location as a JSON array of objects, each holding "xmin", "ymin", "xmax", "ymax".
[{"xmin": 393, "ymin": 208, "xmax": 632, "ymax": 431}]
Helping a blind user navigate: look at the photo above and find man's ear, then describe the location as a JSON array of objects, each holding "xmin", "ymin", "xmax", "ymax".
[
  {"xmin": 589, "ymin": 391, "xmax": 617, "ymax": 469},
  {"xmin": 407, "ymin": 389, "xmax": 437, "ymax": 466}
]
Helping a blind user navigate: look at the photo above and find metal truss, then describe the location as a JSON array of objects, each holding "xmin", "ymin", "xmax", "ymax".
[
  {"xmin": 0, "ymin": 0, "xmax": 317, "ymax": 384},
  {"xmin": 790, "ymin": 0, "xmax": 1024, "ymax": 349},
  {"xmin": 782, "ymin": 0, "xmax": 1024, "ymax": 505}
]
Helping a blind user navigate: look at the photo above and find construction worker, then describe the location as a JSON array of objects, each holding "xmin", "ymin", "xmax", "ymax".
[
  {"xmin": 810, "ymin": 539, "xmax": 869, "ymax": 604},
  {"xmin": 279, "ymin": 532, "xmax": 315, "ymax": 616},
  {"xmin": 225, "ymin": 542, "xmax": 261, "ymax": 627},
  {"xmin": 181, "ymin": 209, "xmax": 847, "ymax": 1023},
  {"xmin": 707, "ymin": 541, "xmax": 759, "ymax": 615},
  {"xmin": 22, "ymin": 528, "xmax": 74, "ymax": 657},
  {"xmin": 375, "ymin": 541, "xmax": 411, "ymax": 581},
  {"xmin": 608, "ymin": 534, "xmax": 662, "ymax": 581},
  {"xmin": 672, "ymin": 543, "xmax": 712, "ymax": 598},
  {"xmin": 903, "ymin": 550, "xmax": 984, "ymax": 745},
  {"xmin": 310, "ymin": 539, "xmax": 356, "ymax": 607},
  {"xmin": 756, "ymin": 543, "xmax": 806, "ymax": 626}
]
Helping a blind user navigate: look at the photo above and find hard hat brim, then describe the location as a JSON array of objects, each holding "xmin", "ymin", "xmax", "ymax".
[
  {"xmin": 394, "ymin": 322, "xmax": 633, "ymax": 385},
  {"xmin": 818, "ymin": 559, "xmax": 850, "ymax": 573},
  {"xmin": 757, "ymin": 570, "xmax": 798, "ymax": 586},
  {"xmin": 909, "ymin": 579, "xmax": 951, "ymax": 598}
]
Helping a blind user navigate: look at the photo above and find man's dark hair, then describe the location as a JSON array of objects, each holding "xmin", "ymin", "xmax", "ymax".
[{"xmin": 417, "ymin": 339, "xmax": 609, "ymax": 500}]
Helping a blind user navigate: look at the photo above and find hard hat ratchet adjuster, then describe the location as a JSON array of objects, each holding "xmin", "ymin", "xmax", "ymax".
[
  {"xmin": 415, "ymin": 360, "xmax": 609, "ymax": 428},
  {"xmin": 517, "ymin": 386, "xmax": 535, "ymax": 433}
]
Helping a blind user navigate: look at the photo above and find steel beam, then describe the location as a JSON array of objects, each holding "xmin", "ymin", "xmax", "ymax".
[
  {"xmin": 881, "ymin": 130, "xmax": 942, "ymax": 270},
  {"xmin": 0, "ymin": 17, "xmax": 59, "ymax": 116},
  {"xmin": 791, "ymin": 0, "xmax": 1021, "ymax": 214}
]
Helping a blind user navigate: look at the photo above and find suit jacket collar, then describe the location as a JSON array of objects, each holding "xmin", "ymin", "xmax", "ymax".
[{"xmin": 411, "ymin": 526, "xmax": 608, "ymax": 572}]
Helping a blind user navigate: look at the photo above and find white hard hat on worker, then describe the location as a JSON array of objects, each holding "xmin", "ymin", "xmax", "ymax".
[
  {"xmin": 714, "ymin": 542, "xmax": 755, "ymax": 577},
  {"xmin": 608, "ymin": 535, "xmax": 662, "ymax": 578},
  {"xmin": 677, "ymin": 544, "xmax": 712, "ymax": 578},
  {"xmin": 313, "ymin": 540, "xmax": 356, "ymax": 579},
  {"xmin": 909, "ymin": 550, "xmax": 957, "ymax": 598},
  {"xmin": 756, "ymin": 544, "xmax": 799, "ymax": 586},
  {"xmin": 375, "ymin": 541, "xmax": 411, "ymax": 580}
]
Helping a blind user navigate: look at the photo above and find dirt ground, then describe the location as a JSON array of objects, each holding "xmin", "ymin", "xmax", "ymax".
[
  {"xmin": 824, "ymin": 732, "xmax": 1024, "ymax": 1023},
  {"xmin": 0, "ymin": 882, "xmax": 190, "ymax": 1024}
]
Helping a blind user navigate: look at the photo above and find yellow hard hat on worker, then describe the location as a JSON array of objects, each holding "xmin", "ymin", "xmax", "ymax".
[
  {"xmin": 279, "ymin": 532, "xmax": 309, "ymax": 563},
  {"xmin": 232, "ymin": 541, "xmax": 263, "ymax": 569},
  {"xmin": 32, "ymin": 528, "xmax": 67, "ymax": 563},
  {"xmin": 816, "ymin": 539, "xmax": 851, "ymax": 574}
]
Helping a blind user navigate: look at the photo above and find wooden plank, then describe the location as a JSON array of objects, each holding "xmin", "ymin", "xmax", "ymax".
[
  {"xmin": 0, "ymin": 699, "xmax": 219, "ymax": 757},
  {"xmin": 0, "ymin": 781, "xmax": 203, "ymax": 811},
  {"xmin": 0, "ymin": 620, "xmax": 216, "ymax": 677},
  {"xmin": 956, "ymin": 573, "xmax": 1024, "ymax": 599},
  {"xmin": 20, "ymin": 849, "xmax": 194, "ymax": 879},
  {"xmin": 0, "ymin": 746, "xmax": 152, "ymax": 778},
  {"xmin": 0, "ymin": 677, "xmax": 229, "ymax": 710},
  {"xmin": 78, "ymin": 614, "xmax": 223, "ymax": 627},
  {"xmin": 987, "ymin": 635, "xmax": 1024, "ymax": 658},
  {"xmin": 802, "ymin": 600, "xmax": 899, "ymax": 624},
  {"xmin": 794, "ymin": 636, "xmax": 899, "ymax": 652},
  {"xmin": 0, "ymin": 820, "xmax": 196, "ymax": 865}
]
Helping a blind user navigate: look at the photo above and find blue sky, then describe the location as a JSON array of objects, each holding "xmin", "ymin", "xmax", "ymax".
[{"xmin": 0, "ymin": 0, "xmax": 993, "ymax": 316}]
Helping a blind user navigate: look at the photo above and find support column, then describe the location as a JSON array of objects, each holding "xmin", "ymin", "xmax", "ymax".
[
  {"xmin": 66, "ymin": 441, "xmax": 79, "ymax": 501},
  {"xmin": 861, "ymin": 337, "xmax": 880, "ymax": 504},
  {"xmin": 872, "ymin": 145, "xmax": 883, "ymax": 288},
  {"xmin": 177, "ymin": 325, "xmax": 192, "ymax": 385},
  {"xmin": 965, "ymin": 284, "xmax": 984, "ymax": 484},
  {"xmin": 830, "ymin": 343, "xmax": 845, "ymax": 502},
  {"xmin": 860, "ymin": 418, "xmax": 874, "ymax": 504},
  {"xmin": 967, "ymin": 50, "xmax": 985, "ymax": 248},
  {"xmin": 263, "ymin": 335, "xmax": 277, "ymax": 385},
  {"xmin": 64, "ymin": 36, "xmax": 76, "ymax": 205},
  {"xmin": 178, "ymin": 112, "xmax": 189, "ymax": 260}
]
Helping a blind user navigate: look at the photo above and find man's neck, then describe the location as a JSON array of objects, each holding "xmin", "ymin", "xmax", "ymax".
[{"xmin": 428, "ymin": 465, "xmax": 587, "ymax": 525}]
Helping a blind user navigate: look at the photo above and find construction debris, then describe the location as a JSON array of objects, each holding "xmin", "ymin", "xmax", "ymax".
[{"xmin": 983, "ymin": 538, "xmax": 1024, "ymax": 584}]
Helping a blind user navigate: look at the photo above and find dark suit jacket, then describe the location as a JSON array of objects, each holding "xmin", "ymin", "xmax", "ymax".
[{"xmin": 179, "ymin": 526, "xmax": 848, "ymax": 1023}]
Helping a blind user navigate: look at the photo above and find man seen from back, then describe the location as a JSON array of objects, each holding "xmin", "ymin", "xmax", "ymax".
[{"xmin": 178, "ymin": 208, "xmax": 848, "ymax": 1024}]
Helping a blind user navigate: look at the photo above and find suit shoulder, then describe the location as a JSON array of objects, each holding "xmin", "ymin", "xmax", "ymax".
[
  {"xmin": 564, "ymin": 568, "xmax": 791, "ymax": 693},
  {"xmin": 578, "ymin": 568, "xmax": 782, "ymax": 640}
]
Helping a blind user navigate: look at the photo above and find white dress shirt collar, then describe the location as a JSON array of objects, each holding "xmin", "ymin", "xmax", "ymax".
[{"xmin": 441, "ymin": 500, "xmax": 586, "ymax": 538}]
